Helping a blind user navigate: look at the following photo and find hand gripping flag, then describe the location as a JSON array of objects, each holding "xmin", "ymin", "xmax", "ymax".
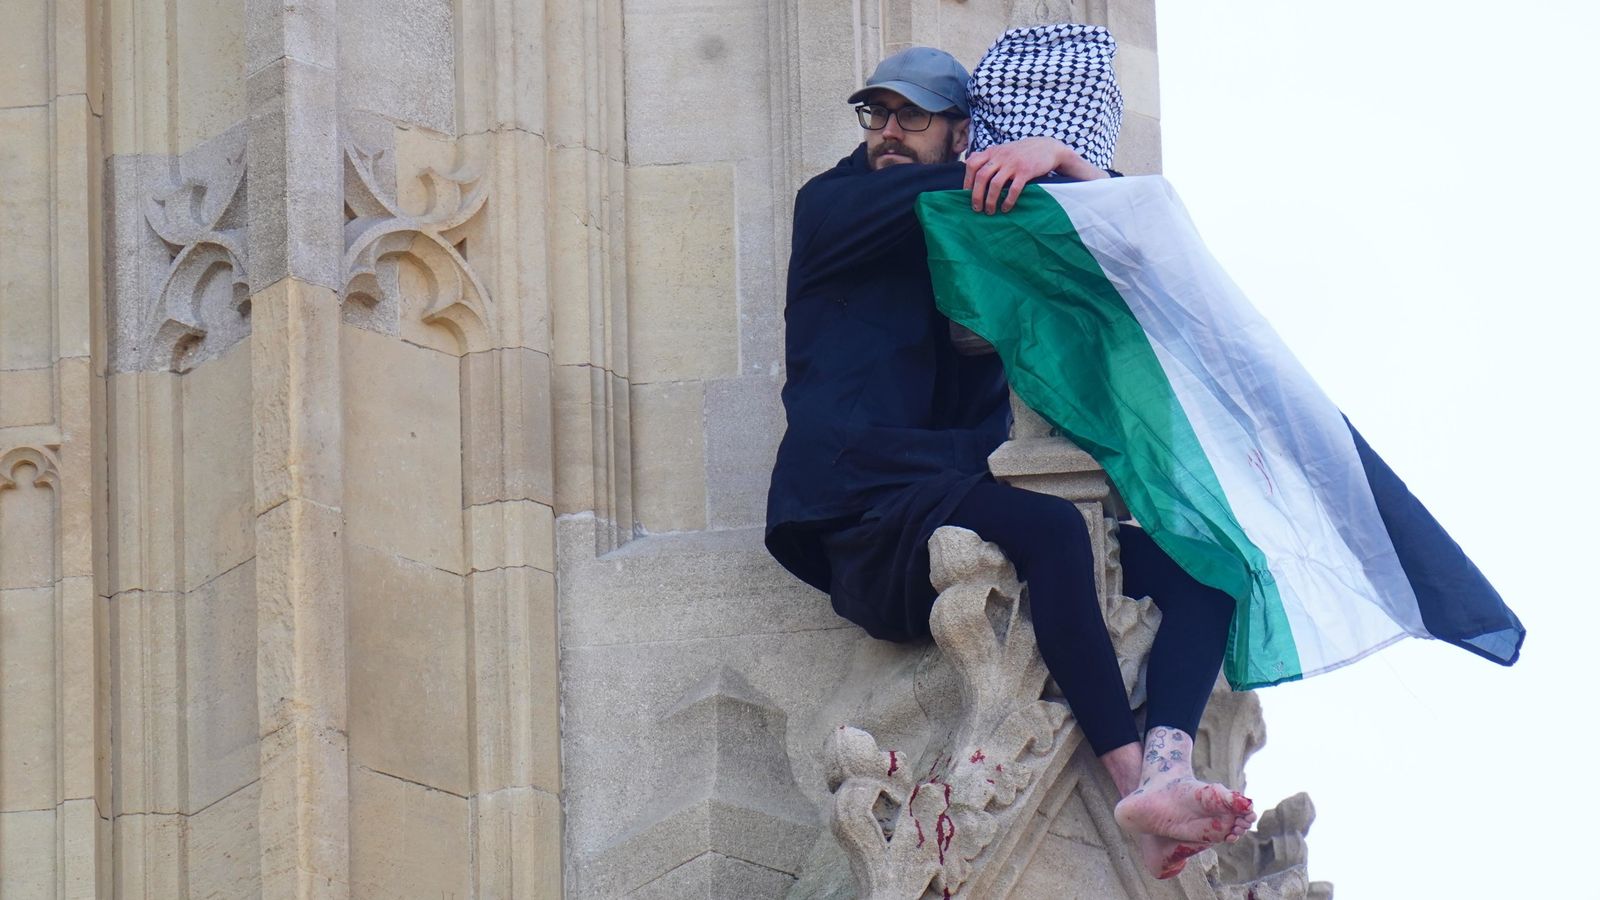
[{"xmin": 917, "ymin": 176, "xmax": 1524, "ymax": 690}]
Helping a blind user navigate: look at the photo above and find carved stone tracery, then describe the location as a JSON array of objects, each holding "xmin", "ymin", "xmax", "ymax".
[
  {"xmin": 0, "ymin": 444, "xmax": 62, "ymax": 490},
  {"xmin": 143, "ymin": 152, "xmax": 249, "ymax": 372},
  {"xmin": 341, "ymin": 143, "xmax": 493, "ymax": 351},
  {"xmin": 822, "ymin": 432, "xmax": 1328, "ymax": 899},
  {"xmin": 827, "ymin": 526, "xmax": 1075, "ymax": 900}
]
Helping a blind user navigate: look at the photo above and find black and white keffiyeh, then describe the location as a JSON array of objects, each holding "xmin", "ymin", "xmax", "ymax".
[{"xmin": 968, "ymin": 23, "xmax": 1123, "ymax": 170}]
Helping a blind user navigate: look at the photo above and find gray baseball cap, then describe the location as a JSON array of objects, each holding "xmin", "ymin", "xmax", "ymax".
[{"xmin": 848, "ymin": 47, "xmax": 971, "ymax": 117}]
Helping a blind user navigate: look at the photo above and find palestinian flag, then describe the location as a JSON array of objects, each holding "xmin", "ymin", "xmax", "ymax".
[{"xmin": 917, "ymin": 177, "xmax": 1524, "ymax": 690}]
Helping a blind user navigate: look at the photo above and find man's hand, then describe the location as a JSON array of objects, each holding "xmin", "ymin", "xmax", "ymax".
[{"xmin": 963, "ymin": 137, "xmax": 1109, "ymax": 214}]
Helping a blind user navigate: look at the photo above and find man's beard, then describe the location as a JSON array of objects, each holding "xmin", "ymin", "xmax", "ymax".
[{"xmin": 870, "ymin": 137, "xmax": 956, "ymax": 168}]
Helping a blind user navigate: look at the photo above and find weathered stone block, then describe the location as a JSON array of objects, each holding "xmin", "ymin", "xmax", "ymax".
[
  {"xmin": 461, "ymin": 346, "xmax": 555, "ymax": 507},
  {"xmin": 704, "ymin": 375, "xmax": 784, "ymax": 530},
  {"xmin": 0, "ymin": 105, "xmax": 52, "ymax": 372},
  {"xmin": 255, "ymin": 497, "xmax": 345, "ymax": 736},
  {"xmin": 1010, "ymin": 829, "xmax": 1127, "ymax": 899},
  {"xmin": 245, "ymin": 0, "xmax": 337, "ymax": 76},
  {"xmin": 339, "ymin": 0, "xmax": 455, "ymax": 132},
  {"xmin": 546, "ymin": 145, "xmax": 603, "ymax": 369},
  {"xmin": 468, "ymin": 499, "xmax": 555, "ymax": 574},
  {"xmin": 184, "ymin": 560, "xmax": 259, "ymax": 813},
  {"xmin": 53, "ymin": 0, "xmax": 95, "ymax": 106},
  {"xmin": 553, "ymin": 362, "xmax": 633, "ymax": 536},
  {"xmin": 106, "ymin": 371, "xmax": 181, "ymax": 595},
  {"xmin": 246, "ymin": 59, "xmax": 342, "ymax": 292},
  {"xmin": 630, "ymin": 380, "xmax": 707, "ymax": 533},
  {"xmin": 257, "ymin": 717, "xmax": 348, "ymax": 898},
  {"xmin": 175, "ymin": 0, "xmax": 246, "ymax": 151},
  {"xmin": 111, "ymin": 812, "xmax": 182, "ymax": 897},
  {"xmin": 0, "ymin": 0, "xmax": 47, "ymax": 108},
  {"xmin": 109, "ymin": 589, "xmax": 183, "ymax": 815},
  {"xmin": 348, "ymin": 542, "xmax": 469, "ymax": 795},
  {"xmin": 731, "ymin": 155, "xmax": 784, "ymax": 376},
  {"xmin": 1116, "ymin": 43, "xmax": 1161, "ymax": 120},
  {"xmin": 626, "ymin": 164, "xmax": 738, "ymax": 383},
  {"xmin": 342, "ymin": 325, "xmax": 465, "ymax": 573},
  {"xmin": 187, "ymin": 780, "xmax": 262, "ymax": 898},
  {"xmin": 629, "ymin": 851, "xmax": 796, "ymax": 900},
  {"xmin": 57, "ymin": 577, "xmax": 97, "ymax": 802},
  {"xmin": 473, "ymin": 786, "xmax": 562, "ymax": 899},
  {"xmin": 251, "ymin": 278, "xmax": 342, "ymax": 513},
  {"xmin": 622, "ymin": 0, "xmax": 767, "ymax": 166},
  {"xmin": 55, "ymin": 358, "xmax": 97, "ymax": 581},
  {"xmin": 1114, "ymin": 110, "xmax": 1162, "ymax": 175},
  {"xmin": 472, "ymin": 130, "xmax": 552, "ymax": 353},
  {"xmin": 349, "ymin": 766, "xmax": 470, "ymax": 900},
  {"xmin": 558, "ymin": 525, "xmax": 832, "ymax": 649},
  {"xmin": 50, "ymin": 95, "xmax": 95, "ymax": 361},
  {"xmin": 468, "ymin": 566, "xmax": 560, "ymax": 795},
  {"xmin": 182, "ymin": 340, "xmax": 255, "ymax": 588},
  {"xmin": 0, "ymin": 451, "xmax": 55, "ymax": 590},
  {"xmin": 56, "ymin": 797, "xmax": 99, "ymax": 898},
  {"xmin": 0, "ymin": 587, "xmax": 54, "ymax": 812},
  {"xmin": 560, "ymin": 625, "xmax": 862, "ymax": 864},
  {"xmin": 0, "ymin": 368, "xmax": 52, "ymax": 427},
  {"xmin": 1108, "ymin": 0, "xmax": 1159, "ymax": 50},
  {"xmin": 455, "ymin": 0, "xmax": 547, "ymax": 136},
  {"xmin": 0, "ymin": 809, "xmax": 56, "ymax": 895},
  {"xmin": 591, "ymin": 667, "xmax": 818, "ymax": 895}
]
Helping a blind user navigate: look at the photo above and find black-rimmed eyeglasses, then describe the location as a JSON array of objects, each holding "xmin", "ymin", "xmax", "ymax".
[{"xmin": 855, "ymin": 103, "xmax": 946, "ymax": 132}]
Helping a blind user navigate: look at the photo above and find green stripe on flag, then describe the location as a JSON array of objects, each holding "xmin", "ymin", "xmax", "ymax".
[{"xmin": 916, "ymin": 185, "xmax": 1301, "ymax": 688}]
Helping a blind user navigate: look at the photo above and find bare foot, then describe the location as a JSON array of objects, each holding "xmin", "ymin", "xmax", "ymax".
[
  {"xmin": 1115, "ymin": 774, "xmax": 1255, "ymax": 844},
  {"xmin": 1110, "ymin": 726, "xmax": 1257, "ymax": 877},
  {"xmin": 1136, "ymin": 832, "xmax": 1204, "ymax": 880}
]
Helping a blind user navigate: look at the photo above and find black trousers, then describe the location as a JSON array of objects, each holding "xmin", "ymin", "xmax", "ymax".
[{"xmin": 943, "ymin": 480, "xmax": 1236, "ymax": 755}]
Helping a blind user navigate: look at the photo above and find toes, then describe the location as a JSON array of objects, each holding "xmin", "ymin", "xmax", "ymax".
[
  {"xmin": 1193, "ymin": 784, "xmax": 1230, "ymax": 815},
  {"xmin": 1194, "ymin": 784, "xmax": 1253, "ymax": 817}
]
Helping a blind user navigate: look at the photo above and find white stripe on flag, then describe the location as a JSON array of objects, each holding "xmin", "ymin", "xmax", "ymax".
[{"xmin": 1040, "ymin": 177, "xmax": 1429, "ymax": 675}]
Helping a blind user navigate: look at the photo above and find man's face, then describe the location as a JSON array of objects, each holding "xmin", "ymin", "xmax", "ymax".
[{"xmin": 859, "ymin": 89, "xmax": 970, "ymax": 170}]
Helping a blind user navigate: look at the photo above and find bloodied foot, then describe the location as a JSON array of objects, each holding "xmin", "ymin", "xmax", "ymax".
[{"xmin": 1113, "ymin": 726, "xmax": 1256, "ymax": 877}]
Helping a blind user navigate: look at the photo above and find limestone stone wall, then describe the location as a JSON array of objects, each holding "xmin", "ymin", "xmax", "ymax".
[{"xmin": 0, "ymin": 0, "xmax": 1165, "ymax": 897}]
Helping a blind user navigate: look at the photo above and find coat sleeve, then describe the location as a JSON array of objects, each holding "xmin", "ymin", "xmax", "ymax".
[{"xmin": 790, "ymin": 157, "xmax": 966, "ymax": 290}]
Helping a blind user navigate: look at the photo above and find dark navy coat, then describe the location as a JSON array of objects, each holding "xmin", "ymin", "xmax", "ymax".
[{"xmin": 764, "ymin": 144, "xmax": 1011, "ymax": 640}]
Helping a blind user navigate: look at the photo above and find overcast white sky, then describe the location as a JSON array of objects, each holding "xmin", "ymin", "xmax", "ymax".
[{"xmin": 1155, "ymin": 1, "xmax": 1600, "ymax": 895}]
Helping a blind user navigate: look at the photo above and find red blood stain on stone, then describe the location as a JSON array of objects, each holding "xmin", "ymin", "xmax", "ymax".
[
  {"xmin": 933, "ymin": 783, "xmax": 956, "ymax": 863},
  {"xmin": 935, "ymin": 812, "xmax": 954, "ymax": 863},
  {"xmin": 887, "ymin": 751, "xmax": 899, "ymax": 777},
  {"xmin": 915, "ymin": 817, "xmax": 926, "ymax": 847},
  {"xmin": 969, "ymin": 749, "xmax": 986, "ymax": 764}
]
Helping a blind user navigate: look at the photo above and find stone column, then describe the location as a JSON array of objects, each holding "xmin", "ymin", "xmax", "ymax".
[{"xmin": 0, "ymin": 0, "xmax": 107, "ymax": 894}]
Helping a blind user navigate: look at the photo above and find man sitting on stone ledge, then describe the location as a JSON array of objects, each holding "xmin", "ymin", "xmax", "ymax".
[{"xmin": 764, "ymin": 33, "xmax": 1256, "ymax": 880}]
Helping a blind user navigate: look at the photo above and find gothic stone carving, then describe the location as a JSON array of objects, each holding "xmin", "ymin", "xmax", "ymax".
[
  {"xmin": 143, "ymin": 150, "xmax": 249, "ymax": 371},
  {"xmin": 824, "ymin": 518, "xmax": 1325, "ymax": 899},
  {"xmin": 826, "ymin": 526, "xmax": 1076, "ymax": 900},
  {"xmin": 0, "ymin": 444, "xmax": 61, "ymax": 490},
  {"xmin": 342, "ymin": 143, "xmax": 492, "ymax": 351}
]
